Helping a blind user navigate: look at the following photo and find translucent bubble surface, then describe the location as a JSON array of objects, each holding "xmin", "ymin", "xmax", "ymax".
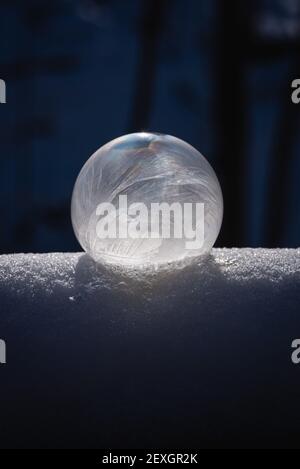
[{"xmin": 71, "ymin": 133, "xmax": 223, "ymax": 266}]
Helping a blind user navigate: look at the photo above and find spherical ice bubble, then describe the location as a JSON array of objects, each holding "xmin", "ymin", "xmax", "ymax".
[{"xmin": 71, "ymin": 133, "xmax": 223, "ymax": 266}]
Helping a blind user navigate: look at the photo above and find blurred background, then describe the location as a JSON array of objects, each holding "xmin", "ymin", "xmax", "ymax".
[{"xmin": 0, "ymin": 0, "xmax": 299, "ymax": 254}]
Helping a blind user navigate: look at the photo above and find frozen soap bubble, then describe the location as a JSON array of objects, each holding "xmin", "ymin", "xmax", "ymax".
[{"xmin": 71, "ymin": 133, "xmax": 223, "ymax": 266}]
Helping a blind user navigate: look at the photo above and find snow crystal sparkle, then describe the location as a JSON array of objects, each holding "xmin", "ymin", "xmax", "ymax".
[{"xmin": 71, "ymin": 132, "xmax": 223, "ymax": 266}]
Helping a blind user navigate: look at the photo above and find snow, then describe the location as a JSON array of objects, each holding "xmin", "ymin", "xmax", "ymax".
[
  {"xmin": 0, "ymin": 249, "xmax": 300, "ymax": 448},
  {"xmin": 0, "ymin": 248, "xmax": 299, "ymax": 314}
]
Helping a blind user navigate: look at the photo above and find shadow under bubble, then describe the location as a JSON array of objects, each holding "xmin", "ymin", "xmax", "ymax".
[
  {"xmin": 74, "ymin": 252, "xmax": 224, "ymax": 299},
  {"xmin": 73, "ymin": 249, "xmax": 300, "ymax": 336},
  {"xmin": 73, "ymin": 252, "xmax": 226, "ymax": 327}
]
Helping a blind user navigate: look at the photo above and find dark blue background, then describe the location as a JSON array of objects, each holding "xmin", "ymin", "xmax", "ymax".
[{"xmin": 0, "ymin": 0, "xmax": 299, "ymax": 253}]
